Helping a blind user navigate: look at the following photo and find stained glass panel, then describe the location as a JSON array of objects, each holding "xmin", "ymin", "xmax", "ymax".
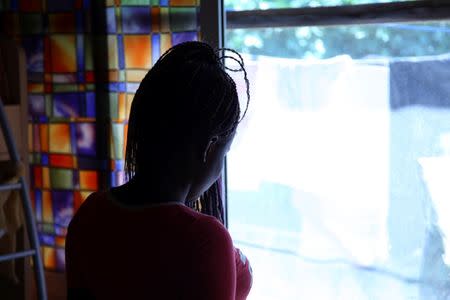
[{"xmin": 0, "ymin": 0, "xmax": 201, "ymax": 270}]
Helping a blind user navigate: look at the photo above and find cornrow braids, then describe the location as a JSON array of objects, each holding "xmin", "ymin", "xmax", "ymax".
[{"xmin": 124, "ymin": 41, "xmax": 250, "ymax": 224}]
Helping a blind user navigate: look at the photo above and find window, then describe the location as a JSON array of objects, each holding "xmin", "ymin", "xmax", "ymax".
[{"xmin": 225, "ymin": 1, "xmax": 450, "ymax": 299}]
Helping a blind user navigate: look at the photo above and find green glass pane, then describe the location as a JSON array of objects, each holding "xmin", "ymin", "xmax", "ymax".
[
  {"xmin": 169, "ymin": 7, "xmax": 197, "ymax": 32},
  {"xmin": 109, "ymin": 93, "xmax": 119, "ymax": 119},
  {"xmin": 50, "ymin": 168, "xmax": 73, "ymax": 189},
  {"xmin": 121, "ymin": 0, "xmax": 151, "ymax": 5},
  {"xmin": 85, "ymin": 37, "xmax": 93, "ymax": 71},
  {"xmin": 46, "ymin": 95, "xmax": 52, "ymax": 117},
  {"xmin": 111, "ymin": 123, "xmax": 124, "ymax": 160},
  {"xmin": 119, "ymin": 70, "xmax": 126, "ymax": 81},
  {"xmin": 42, "ymin": 224, "xmax": 54, "ymax": 234},
  {"xmin": 53, "ymin": 84, "xmax": 78, "ymax": 92}
]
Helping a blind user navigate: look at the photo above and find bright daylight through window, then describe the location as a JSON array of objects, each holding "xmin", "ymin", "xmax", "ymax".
[{"xmin": 225, "ymin": 1, "xmax": 450, "ymax": 299}]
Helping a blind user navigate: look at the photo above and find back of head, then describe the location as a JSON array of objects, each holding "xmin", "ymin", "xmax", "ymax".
[
  {"xmin": 126, "ymin": 41, "xmax": 242, "ymax": 178},
  {"xmin": 124, "ymin": 41, "xmax": 249, "ymax": 222}
]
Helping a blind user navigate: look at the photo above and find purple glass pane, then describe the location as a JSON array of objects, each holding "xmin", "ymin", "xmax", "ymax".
[
  {"xmin": 152, "ymin": 34, "xmax": 160, "ymax": 65},
  {"xmin": 53, "ymin": 93, "xmax": 81, "ymax": 118},
  {"xmin": 41, "ymin": 154, "xmax": 49, "ymax": 165},
  {"xmin": 75, "ymin": 123, "xmax": 96, "ymax": 156},
  {"xmin": 126, "ymin": 83, "xmax": 139, "ymax": 93},
  {"xmin": 56, "ymin": 248, "xmax": 66, "ymax": 271},
  {"xmin": 118, "ymin": 35, "xmax": 125, "ymax": 69},
  {"xmin": 34, "ymin": 190, "xmax": 43, "ymax": 222},
  {"xmin": 172, "ymin": 31, "xmax": 198, "ymax": 46},
  {"xmin": 106, "ymin": 7, "xmax": 116, "ymax": 33},
  {"xmin": 55, "ymin": 225, "xmax": 67, "ymax": 236},
  {"xmin": 51, "ymin": 191, "xmax": 74, "ymax": 227},
  {"xmin": 122, "ymin": 7, "xmax": 151, "ymax": 34},
  {"xmin": 22, "ymin": 37, "xmax": 43, "ymax": 73},
  {"xmin": 85, "ymin": 92, "xmax": 96, "ymax": 117},
  {"xmin": 39, "ymin": 233, "xmax": 56, "ymax": 246},
  {"xmin": 29, "ymin": 94, "xmax": 45, "ymax": 117},
  {"xmin": 76, "ymin": 34, "xmax": 84, "ymax": 71}
]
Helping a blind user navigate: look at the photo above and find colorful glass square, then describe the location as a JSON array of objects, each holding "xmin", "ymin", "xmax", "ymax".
[
  {"xmin": 75, "ymin": 123, "xmax": 96, "ymax": 156},
  {"xmin": 49, "ymin": 35, "xmax": 77, "ymax": 72},
  {"xmin": 123, "ymin": 35, "xmax": 152, "ymax": 69},
  {"xmin": 79, "ymin": 170, "xmax": 98, "ymax": 190},
  {"xmin": 122, "ymin": 6, "xmax": 151, "ymax": 34},
  {"xmin": 49, "ymin": 123, "xmax": 71, "ymax": 153}
]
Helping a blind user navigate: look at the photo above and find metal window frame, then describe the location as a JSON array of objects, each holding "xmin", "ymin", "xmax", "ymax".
[
  {"xmin": 226, "ymin": 0, "xmax": 450, "ymax": 29},
  {"xmin": 200, "ymin": 0, "xmax": 230, "ymax": 228}
]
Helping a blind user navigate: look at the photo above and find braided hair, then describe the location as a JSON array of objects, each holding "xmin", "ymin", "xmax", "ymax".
[{"xmin": 124, "ymin": 41, "xmax": 250, "ymax": 224}]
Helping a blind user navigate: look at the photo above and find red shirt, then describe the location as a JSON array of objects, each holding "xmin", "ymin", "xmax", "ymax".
[{"xmin": 66, "ymin": 191, "xmax": 252, "ymax": 300}]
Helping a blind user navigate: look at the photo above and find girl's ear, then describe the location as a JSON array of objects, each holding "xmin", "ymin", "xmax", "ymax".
[{"xmin": 203, "ymin": 136, "xmax": 219, "ymax": 163}]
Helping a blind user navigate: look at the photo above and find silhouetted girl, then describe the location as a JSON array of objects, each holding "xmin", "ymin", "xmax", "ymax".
[{"xmin": 66, "ymin": 41, "xmax": 252, "ymax": 300}]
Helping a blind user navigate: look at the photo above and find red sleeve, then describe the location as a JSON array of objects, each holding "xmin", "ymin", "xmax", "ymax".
[{"xmin": 184, "ymin": 216, "xmax": 237, "ymax": 300}]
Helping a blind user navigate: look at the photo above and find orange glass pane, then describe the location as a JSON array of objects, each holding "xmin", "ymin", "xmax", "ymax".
[
  {"xmin": 118, "ymin": 93, "xmax": 126, "ymax": 120},
  {"xmin": 42, "ymin": 191, "xmax": 53, "ymax": 223},
  {"xmin": 43, "ymin": 246, "xmax": 56, "ymax": 270},
  {"xmin": 123, "ymin": 124, "xmax": 128, "ymax": 155},
  {"xmin": 74, "ymin": 191, "xmax": 83, "ymax": 211},
  {"xmin": 28, "ymin": 83, "xmax": 44, "ymax": 93},
  {"xmin": 49, "ymin": 124, "xmax": 71, "ymax": 153},
  {"xmin": 55, "ymin": 236, "xmax": 66, "ymax": 248},
  {"xmin": 50, "ymin": 35, "xmax": 76, "ymax": 72},
  {"xmin": 79, "ymin": 170, "xmax": 98, "ymax": 190},
  {"xmin": 169, "ymin": 0, "xmax": 198, "ymax": 5},
  {"xmin": 42, "ymin": 167, "xmax": 50, "ymax": 189},
  {"xmin": 124, "ymin": 35, "xmax": 152, "ymax": 69},
  {"xmin": 40, "ymin": 124, "xmax": 49, "ymax": 152}
]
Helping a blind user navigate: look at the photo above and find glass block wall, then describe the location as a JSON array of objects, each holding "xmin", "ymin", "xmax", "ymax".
[{"xmin": 0, "ymin": 0, "xmax": 200, "ymax": 271}]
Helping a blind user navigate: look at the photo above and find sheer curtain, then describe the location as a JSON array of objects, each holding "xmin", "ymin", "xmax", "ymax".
[{"xmin": 228, "ymin": 54, "xmax": 450, "ymax": 299}]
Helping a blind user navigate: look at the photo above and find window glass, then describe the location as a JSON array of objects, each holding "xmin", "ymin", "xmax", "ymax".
[{"xmin": 226, "ymin": 22, "xmax": 450, "ymax": 300}]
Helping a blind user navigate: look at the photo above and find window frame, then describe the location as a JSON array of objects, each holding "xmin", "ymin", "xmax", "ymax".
[{"xmin": 226, "ymin": 0, "xmax": 450, "ymax": 29}]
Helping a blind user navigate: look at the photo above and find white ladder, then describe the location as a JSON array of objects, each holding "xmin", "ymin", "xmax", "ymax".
[{"xmin": 0, "ymin": 98, "xmax": 47, "ymax": 300}]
